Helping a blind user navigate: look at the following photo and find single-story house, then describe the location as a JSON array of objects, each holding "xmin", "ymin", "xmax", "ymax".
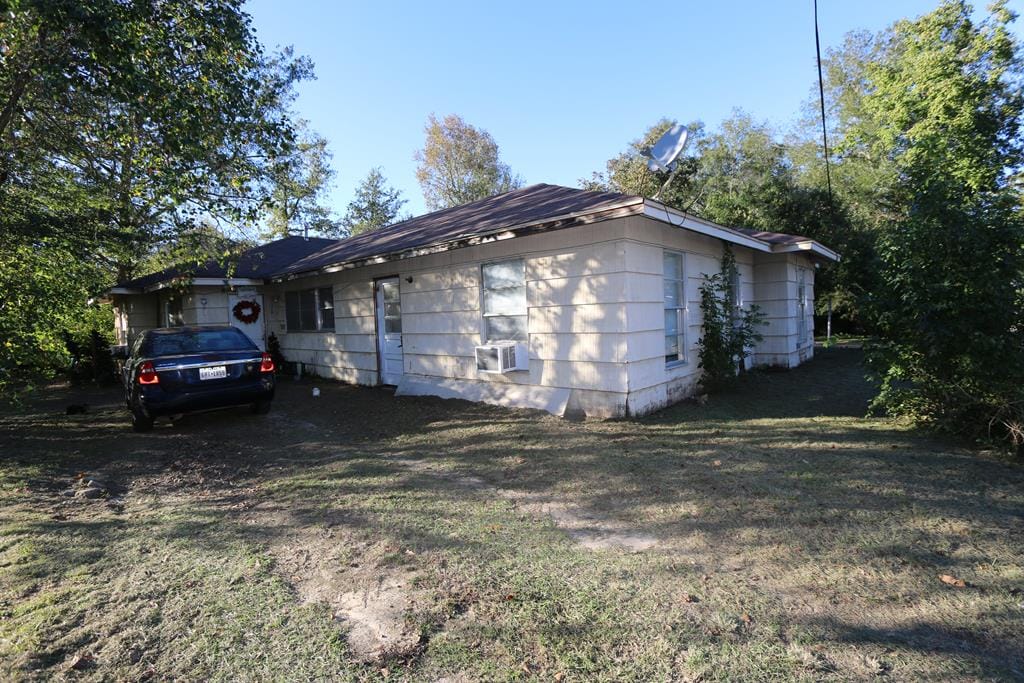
[
  {"xmin": 108, "ymin": 183, "xmax": 839, "ymax": 418},
  {"xmin": 108, "ymin": 235, "xmax": 337, "ymax": 351}
]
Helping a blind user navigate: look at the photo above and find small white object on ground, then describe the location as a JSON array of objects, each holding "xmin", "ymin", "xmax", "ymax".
[{"xmin": 312, "ymin": 388, "xmax": 320, "ymax": 397}]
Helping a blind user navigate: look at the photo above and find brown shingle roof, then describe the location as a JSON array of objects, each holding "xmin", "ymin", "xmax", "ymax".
[
  {"xmin": 274, "ymin": 184, "xmax": 638, "ymax": 277},
  {"xmin": 116, "ymin": 184, "xmax": 836, "ymax": 291},
  {"xmin": 733, "ymin": 227, "xmax": 813, "ymax": 246},
  {"xmin": 117, "ymin": 235, "xmax": 337, "ymax": 290}
]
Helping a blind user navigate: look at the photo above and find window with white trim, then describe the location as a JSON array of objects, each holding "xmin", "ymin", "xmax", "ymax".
[
  {"xmin": 482, "ymin": 259, "xmax": 527, "ymax": 342},
  {"xmin": 730, "ymin": 268, "xmax": 742, "ymax": 310},
  {"xmin": 663, "ymin": 251, "xmax": 686, "ymax": 364},
  {"xmin": 380, "ymin": 279, "xmax": 401, "ymax": 333},
  {"xmin": 797, "ymin": 268, "xmax": 808, "ymax": 345},
  {"xmin": 285, "ymin": 287, "xmax": 335, "ymax": 332},
  {"xmin": 730, "ymin": 266, "xmax": 742, "ymax": 326},
  {"xmin": 164, "ymin": 296, "xmax": 183, "ymax": 327}
]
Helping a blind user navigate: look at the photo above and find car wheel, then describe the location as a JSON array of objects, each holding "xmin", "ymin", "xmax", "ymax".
[
  {"xmin": 131, "ymin": 409, "xmax": 154, "ymax": 432},
  {"xmin": 251, "ymin": 399, "xmax": 272, "ymax": 415}
]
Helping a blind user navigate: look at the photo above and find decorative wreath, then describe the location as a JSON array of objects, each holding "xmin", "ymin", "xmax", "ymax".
[{"xmin": 232, "ymin": 299, "xmax": 261, "ymax": 324}]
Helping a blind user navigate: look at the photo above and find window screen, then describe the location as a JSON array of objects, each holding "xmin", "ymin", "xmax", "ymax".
[
  {"xmin": 797, "ymin": 269, "xmax": 808, "ymax": 345},
  {"xmin": 286, "ymin": 287, "xmax": 335, "ymax": 332},
  {"xmin": 318, "ymin": 287, "xmax": 335, "ymax": 331},
  {"xmin": 482, "ymin": 259, "xmax": 527, "ymax": 342},
  {"xmin": 165, "ymin": 297, "xmax": 183, "ymax": 327},
  {"xmin": 380, "ymin": 280, "xmax": 401, "ymax": 334},
  {"xmin": 664, "ymin": 252, "xmax": 686, "ymax": 364}
]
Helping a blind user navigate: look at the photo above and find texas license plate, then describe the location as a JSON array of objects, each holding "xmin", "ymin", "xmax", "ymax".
[{"xmin": 199, "ymin": 365, "xmax": 227, "ymax": 380}]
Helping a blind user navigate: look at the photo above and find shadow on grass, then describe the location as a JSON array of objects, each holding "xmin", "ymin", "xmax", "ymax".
[{"xmin": 2, "ymin": 347, "xmax": 1023, "ymax": 677}]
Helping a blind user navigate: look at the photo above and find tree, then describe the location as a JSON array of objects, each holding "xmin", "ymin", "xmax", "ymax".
[
  {"xmin": 414, "ymin": 114, "xmax": 522, "ymax": 210},
  {"xmin": 848, "ymin": 1, "xmax": 1024, "ymax": 450},
  {"xmin": 696, "ymin": 114, "xmax": 878, "ymax": 329},
  {"xmin": 264, "ymin": 120, "xmax": 337, "ymax": 239},
  {"xmin": 1, "ymin": 2, "xmax": 310, "ymax": 266},
  {"xmin": 0, "ymin": 0, "xmax": 310, "ymax": 395},
  {"xmin": 342, "ymin": 168, "xmax": 408, "ymax": 236},
  {"xmin": 580, "ymin": 118, "xmax": 702, "ymax": 209},
  {"xmin": 140, "ymin": 222, "xmax": 254, "ymax": 276},
  {"xmin": 586, "ymin": 114, "xmax": 874, "ymax": 330}
]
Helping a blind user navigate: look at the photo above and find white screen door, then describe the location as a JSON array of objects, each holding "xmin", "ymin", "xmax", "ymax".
[
  {"xmin": 375, "ymin": 278, "xmax": 404, "ymax": 385},
  {"xmin": 228, "ymin": 292, "xmax": 266, "ymax": 350}
]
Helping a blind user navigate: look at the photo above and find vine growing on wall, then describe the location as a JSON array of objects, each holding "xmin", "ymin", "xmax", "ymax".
[{"xmin": 697, "ymin": 246, "xmax": 767, "ymax": 392}]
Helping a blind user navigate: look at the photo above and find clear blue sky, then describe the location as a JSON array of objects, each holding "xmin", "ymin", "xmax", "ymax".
[{"xmin": 246, "ymin": 0, "xmax": 1024, "ymax": 218}]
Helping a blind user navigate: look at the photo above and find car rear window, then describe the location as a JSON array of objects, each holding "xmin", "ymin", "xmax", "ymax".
[{"xmin": 142, "ymin": 329, "xmax": 256, "ymax": 357}]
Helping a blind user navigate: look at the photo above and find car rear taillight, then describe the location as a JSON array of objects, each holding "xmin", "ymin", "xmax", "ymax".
[
  {"xmin": 260, "ymin": 352, "xmax": 275, "ymax": 373},
  {"xmin": 137, "ymin": 361, "xmax": 159, "ymax": 385}
]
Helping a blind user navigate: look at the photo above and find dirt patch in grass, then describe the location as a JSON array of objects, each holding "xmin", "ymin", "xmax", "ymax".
[
  {"xmin": 252, "ymin": 503, "xmax": 426, "ymax": 663},
  {"xmin": 2, "ymin": 348, "xmax": 1023, "ymax": 681},
  {"xmin": 393, "ymin": 457, "xmax": 658, "ymax": 551}
]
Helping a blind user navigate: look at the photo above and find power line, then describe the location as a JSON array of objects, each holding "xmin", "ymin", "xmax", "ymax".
[{"xmin": 814, "ymin": 0, "xmax": 835, "ymax": 211}]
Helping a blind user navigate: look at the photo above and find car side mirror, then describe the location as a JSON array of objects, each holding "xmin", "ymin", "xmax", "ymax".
[{"xmin": 110, "ymin": 345, "xmax": 128, "ymax": 360}]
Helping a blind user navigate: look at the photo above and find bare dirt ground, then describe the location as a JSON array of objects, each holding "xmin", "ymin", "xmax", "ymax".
[{"xmin": 1, "ymin": 347, "xmax": 1022, "ymax": 681}]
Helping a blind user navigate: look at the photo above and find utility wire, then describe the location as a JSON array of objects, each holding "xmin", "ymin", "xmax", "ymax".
[{"xmin": 814, "ymin": 0, "xmax": 835, "ymax": 212}]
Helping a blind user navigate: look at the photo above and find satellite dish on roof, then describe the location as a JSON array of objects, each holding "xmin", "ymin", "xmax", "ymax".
[
  {"xmin": 641, "ymin": 123, "xmax": 691, "ymax": 201},
  {"xmin": 644, "ymin": 124, "xmax": 689, "ymax": 173}
]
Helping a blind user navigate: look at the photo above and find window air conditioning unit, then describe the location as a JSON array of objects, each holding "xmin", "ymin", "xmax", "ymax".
[{"xmin": 475, "ymin": 341, "xmax": 528, "ymax": 374}]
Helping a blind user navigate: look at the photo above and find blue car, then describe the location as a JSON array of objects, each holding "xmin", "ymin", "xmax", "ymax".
[{"xmin": 118, "ymin": 326, "xmax": 275, "ymax": 432}]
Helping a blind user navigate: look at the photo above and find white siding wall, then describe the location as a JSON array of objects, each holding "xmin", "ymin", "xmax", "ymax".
[
  {"xmin": 263, "ymin": 215, "xmax": 817, "ymax": 418},
  {"xmin": 112, "ymin": 293, "xmax": 159, "ymax": 344},
  {"xmin": 619, "ymin": 216, "xmax": 758, "ymax": 415},
  {"xmin": 179, "ymin": 287, "xmax": 232, "ymax": 326},
  {"xmin": 265, "ymin": 219, "xmax": 634, "ymax": 417},
  {"xmin": 751, "ymin": 253, "xmax": 816, "ymax": 368},
  {"xmin": 263, "ymin": 273, "xmax": 379, "ymax": 386},
  {"xmin": 113, "ymin": 286, "xmax": 243, "ymax": 344},
  {"xmin": 98, "ymin": 212, "xmax": 819, "ymax": 418}
]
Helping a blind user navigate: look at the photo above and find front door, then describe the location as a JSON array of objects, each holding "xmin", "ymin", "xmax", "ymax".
[
  {"xmin": 375, "ymin": 278, "xmax": 404, "ymax": 385},
  {"xmin": 228, "ymin": 292, "xmax": 266, "ymax": 350}
]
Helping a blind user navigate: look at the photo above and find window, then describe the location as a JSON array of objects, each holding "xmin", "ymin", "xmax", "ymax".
[
  {"xmin": 728, "ymin": 266, "xmax": 743, "ymax": 328},
  {"xmin": 380, "ymin": 280, "xmax": 401, "ymax": 333},
  {"xmin": 286, "ymin": 287, "xmax": 335, "ymax": 332},
  {"xmin": 797, "ymin": 268, "xmax": 808, "ymax": 345},
  {"xmin": 663, "ymin": 251, "xmax": 686, "ymax": 364},
  {"xmin": 482, "ymin": 259, "xmax": 527, "ymax": 342},
  {"xmin": 164, "ymin": 297, "xmax": 183, "ymax": 327},
  {"xmin": 318, "ymin": 287, "xmax": 334, "ymax": 329},
  {"xmin": 142, "ymin": 328, "xmax": 256, "ymax": 356},
  {"xmin": 730, "ymin": 268, "xmax": 742, "ymax": 310}
]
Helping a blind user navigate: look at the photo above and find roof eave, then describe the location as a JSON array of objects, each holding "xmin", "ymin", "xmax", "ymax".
[
  {"xmin": 642, "ymin": 200, "xmax": 841, "ymax": 262},
  {"xmin": 772, "ymin": 241, "xmax": 841, "ymax": 262},
  {"xmin": 270, "ymin": 198, "xmax": 647, "ymax": 281},
  {"xmin": 141, "ymin": 277, "xmax": 264, "ymax": 293},
  {"xmin": 107, "ymin": 277, "xmax": 265, "ymax": 296},
  {"xmin": 641, "ymin": 201, "xmax": 774, "ymax": 252}
]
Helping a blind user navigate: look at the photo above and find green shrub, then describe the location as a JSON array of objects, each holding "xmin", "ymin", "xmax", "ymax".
[
  {"xmin": 266, "ymin": 332, "xmax": 287, "ymax": 374},
  {"xmin": 697, "ymin": 246, "xmax": 767, "ymax": 392},
  {"xmin": 65, "ymin": 305, "xmax": 116, "ymax": 385}
]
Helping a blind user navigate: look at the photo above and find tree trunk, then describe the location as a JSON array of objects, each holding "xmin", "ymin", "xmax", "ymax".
[{"xmin": 0, "ymin": 25, "xmax": 48, "ymax": 151}]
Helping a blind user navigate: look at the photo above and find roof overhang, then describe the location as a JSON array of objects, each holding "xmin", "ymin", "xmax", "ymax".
[
  {"xmin": 642, "ymin": 201, "xmax": 774, "ymax": 252},
  {"xmin": 642, "ymin": 199, "xmax": 840, "ymax": 263},
  {"xmin": 106, "ymin": 277, "xmax": 265, "ymax": 297},
  {"xmin": 271, "ymin": 199, "xmax": 647, "ymax": 282},
  {"xmin": 771, "ymin": 240, "xmax": 841, "ymax": 262},
  {"xmin": 261, "ymin": 194, "xmax": 840, "ymax": 282}
]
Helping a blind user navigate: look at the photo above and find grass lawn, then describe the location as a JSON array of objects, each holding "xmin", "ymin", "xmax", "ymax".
[{"xmin": 1, "ymin": 348, "xmax": 1022, "ymax": 681}]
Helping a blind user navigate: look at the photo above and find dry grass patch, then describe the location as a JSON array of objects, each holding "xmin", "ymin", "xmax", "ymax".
[{"xmin": 1, "ymin": 347, "xmax": 1022, "ymax": 681}]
